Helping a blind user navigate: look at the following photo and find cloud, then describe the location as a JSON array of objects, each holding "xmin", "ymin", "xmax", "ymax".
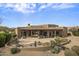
[
  {"xmin": 52, "ymin": 3, "xmax": 75, "ymax": 10},
  {"xmin": 39, "ymin": 3, "xmax": 76, "ymax": 11},
  {"xmin": 0, "ymin": 3, "xmax": 76, "ymax": 13},
  {"xmin": 0, "ymin": 3, "xmax": 36, "ymax": 13},
  {"xmin": 38, "ymin": 3, "xmax": 52, "ymax": 11},
  {"xmin": 12, "ymin": 3, "xmax": 36, "ymax": 13}
]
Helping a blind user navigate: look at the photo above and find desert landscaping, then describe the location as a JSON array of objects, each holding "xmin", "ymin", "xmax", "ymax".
[{"xmin": 0, "ymin": 35, "xmax": 79, "ymax": 56}]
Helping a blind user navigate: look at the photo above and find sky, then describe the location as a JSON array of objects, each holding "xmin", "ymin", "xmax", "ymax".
[{"xmin": 0, "ymin": 3, "xmax": 79, "ymax": 28}]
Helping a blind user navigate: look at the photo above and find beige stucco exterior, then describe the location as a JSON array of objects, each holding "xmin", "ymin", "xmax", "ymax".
[{"xmin": 15, "ymin": 24, "xmax": 67, "ymax": 38}]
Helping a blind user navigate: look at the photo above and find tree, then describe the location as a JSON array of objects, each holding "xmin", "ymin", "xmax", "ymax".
[
  {"xmin": 50, "ymin": 37, "xmax": 71, "ymax": 54},
  {"xmin": 0, "ymin": 32, "xmax": 12, "ymax": 47},
  {"xmin": 0, "ymin": 32, "xmax": 6, "ymax": 47},
  {"xmin": 0, "ymin": 26, "xmax": 11, "ymax": 32},
  {"xmin": 0, "ymin": 17, "xmax": 3, "ymax": 25},
  {"xmin": 5, "ymin": 33, "xmax": 12, "ymax": 43}
]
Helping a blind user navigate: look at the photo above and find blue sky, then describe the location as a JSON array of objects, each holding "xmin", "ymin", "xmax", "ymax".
[{"xmin": 0, "ymin": 3, "xmax": 79, "ymax": 27}]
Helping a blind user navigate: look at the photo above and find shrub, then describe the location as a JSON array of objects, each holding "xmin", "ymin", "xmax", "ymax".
[
  {"xmin": 0, "ymin": 51, "xmax": 4, "ymax": 56},
  {"xmin": 43, "ymin": 42, "xmax": 50, "ymax": 47},
  {"xmin": 38, "ymin": 41, "xmax": 42, "ymax": 45},
  {"xmin": 50, "ymin": 38, "xmax": 71, "ymax": 54},
  {"xmin": 71, "ymin": 46, "xmax": 79, "ymax": 55},
  {"xmin": 34, "ymin": 41, "xmax": 37, "ymax": 47},
  {"xmin": 11, "ymin": 48, "xmax": 20, "ymax": 54},
  {"xmin": 54, "ymin": 37, "xmax": 65, "ymax": 45},
  {"xmin": 5, "ymin": 33, "xmax": 11, "ymax": 43},
  {"xmin": 51, "ymin": 46, "xmax": 60, "ymax": 54},
  {"xmin": 72, "ymin": 31, "xmax": 79, "ymax": 36},
  {"xmin": 67, "ymin": 33, "xmax": 71, "ymax": 36},
  {"xmin": 64, "ymin": 49, "xmax": 78, "ymax": 56},
  {"xmin": 62, "ymin": 40, "xmax": 71, "ymax": 45},
  {"xmin": 61, "ymin": 38, "xmax": 68, "ymax": 42},
  {"xmin": 50, "ymin": 40, "xmax": 56, "ymax": 47},
  {"xmin": 54, "ymin": 37, "xmax": 61, "ymax": 43},
  {"xmin": 0, "ymin": 33, "xmax": 6, "ymax": 47},
  {"xmin": 0, "ymin": 32, "xmax": 12, "ymax": 47}
]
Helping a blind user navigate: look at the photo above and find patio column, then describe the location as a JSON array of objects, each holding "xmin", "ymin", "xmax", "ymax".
[
  {"xmin": 31, "ymin": 30, "xmax": 32, "ymax": 37},
  {"xmin": 21, "ymin": 31, "xmax": 23, "ymax": 38},
  {"xmin": 47, "ymin": 31, "xmax": 50, "ymax": 38},
  {"xmin": 37, "ymin": 31, "xmax": 40, "ymax": 38},
  {"xmin": 54, "ymin": 30, "xmax": 56, "ymax": 37},
  {"xmin": 26, "ymin": 31, "xmax": 28, "ymax": 37}
]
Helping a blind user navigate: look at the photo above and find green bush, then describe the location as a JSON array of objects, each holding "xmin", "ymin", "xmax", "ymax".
[
  {"xmin": 0, "ymin": 32, "xmax": 12, "ymax": 47},
  {"xmin": 62, "ymin": 40, "xmax": 71, "ymax": 45},
  {"xmin": 55, "ymin": 37, "xmax": 61, "ymax": 43},
  {"xmin": 72, "ymin": 31, "xmax": 79, "ymax": 36},
  {"xmin": 50, "ymin": 38, "xmax": 71, "ymax": 54},
  {"xmin": 50, "ymin": 40, "xmax": 56, "ymax": 47},
  {"xmin": 71, "ymin": 46, "xmax": 79, "ymax": 55},
  {"xmin": 0, "ymin": 33, "xmax": 6, "ymax": 47},
  {"xmin": 5, "ymin": 33, "xmax": 11, "ymax": 43},
  {"xmin": 64, "ymin": 49, "xmax": 78, "ymax": 56},
  {"xmin": 51, "ymin": 46, "xmax": 60, "ymax": 54},
  {"xmin": 54, "ymin": 37, "xmax": 67, "ymax": 45},
  {"xmin": 11, "ymin": 48, "xmax": 20, "ymax": 54}
]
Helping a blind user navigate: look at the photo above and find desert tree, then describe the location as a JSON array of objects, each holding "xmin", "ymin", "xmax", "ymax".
[{"xmin": 0, "ymin": 17, "xmax": 3, "ymax": 25}]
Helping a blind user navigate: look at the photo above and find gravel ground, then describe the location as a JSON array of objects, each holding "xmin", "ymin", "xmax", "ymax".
[{"xmin": 0, "ymin": 36, "xmax": 79, "ymax": 56}]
